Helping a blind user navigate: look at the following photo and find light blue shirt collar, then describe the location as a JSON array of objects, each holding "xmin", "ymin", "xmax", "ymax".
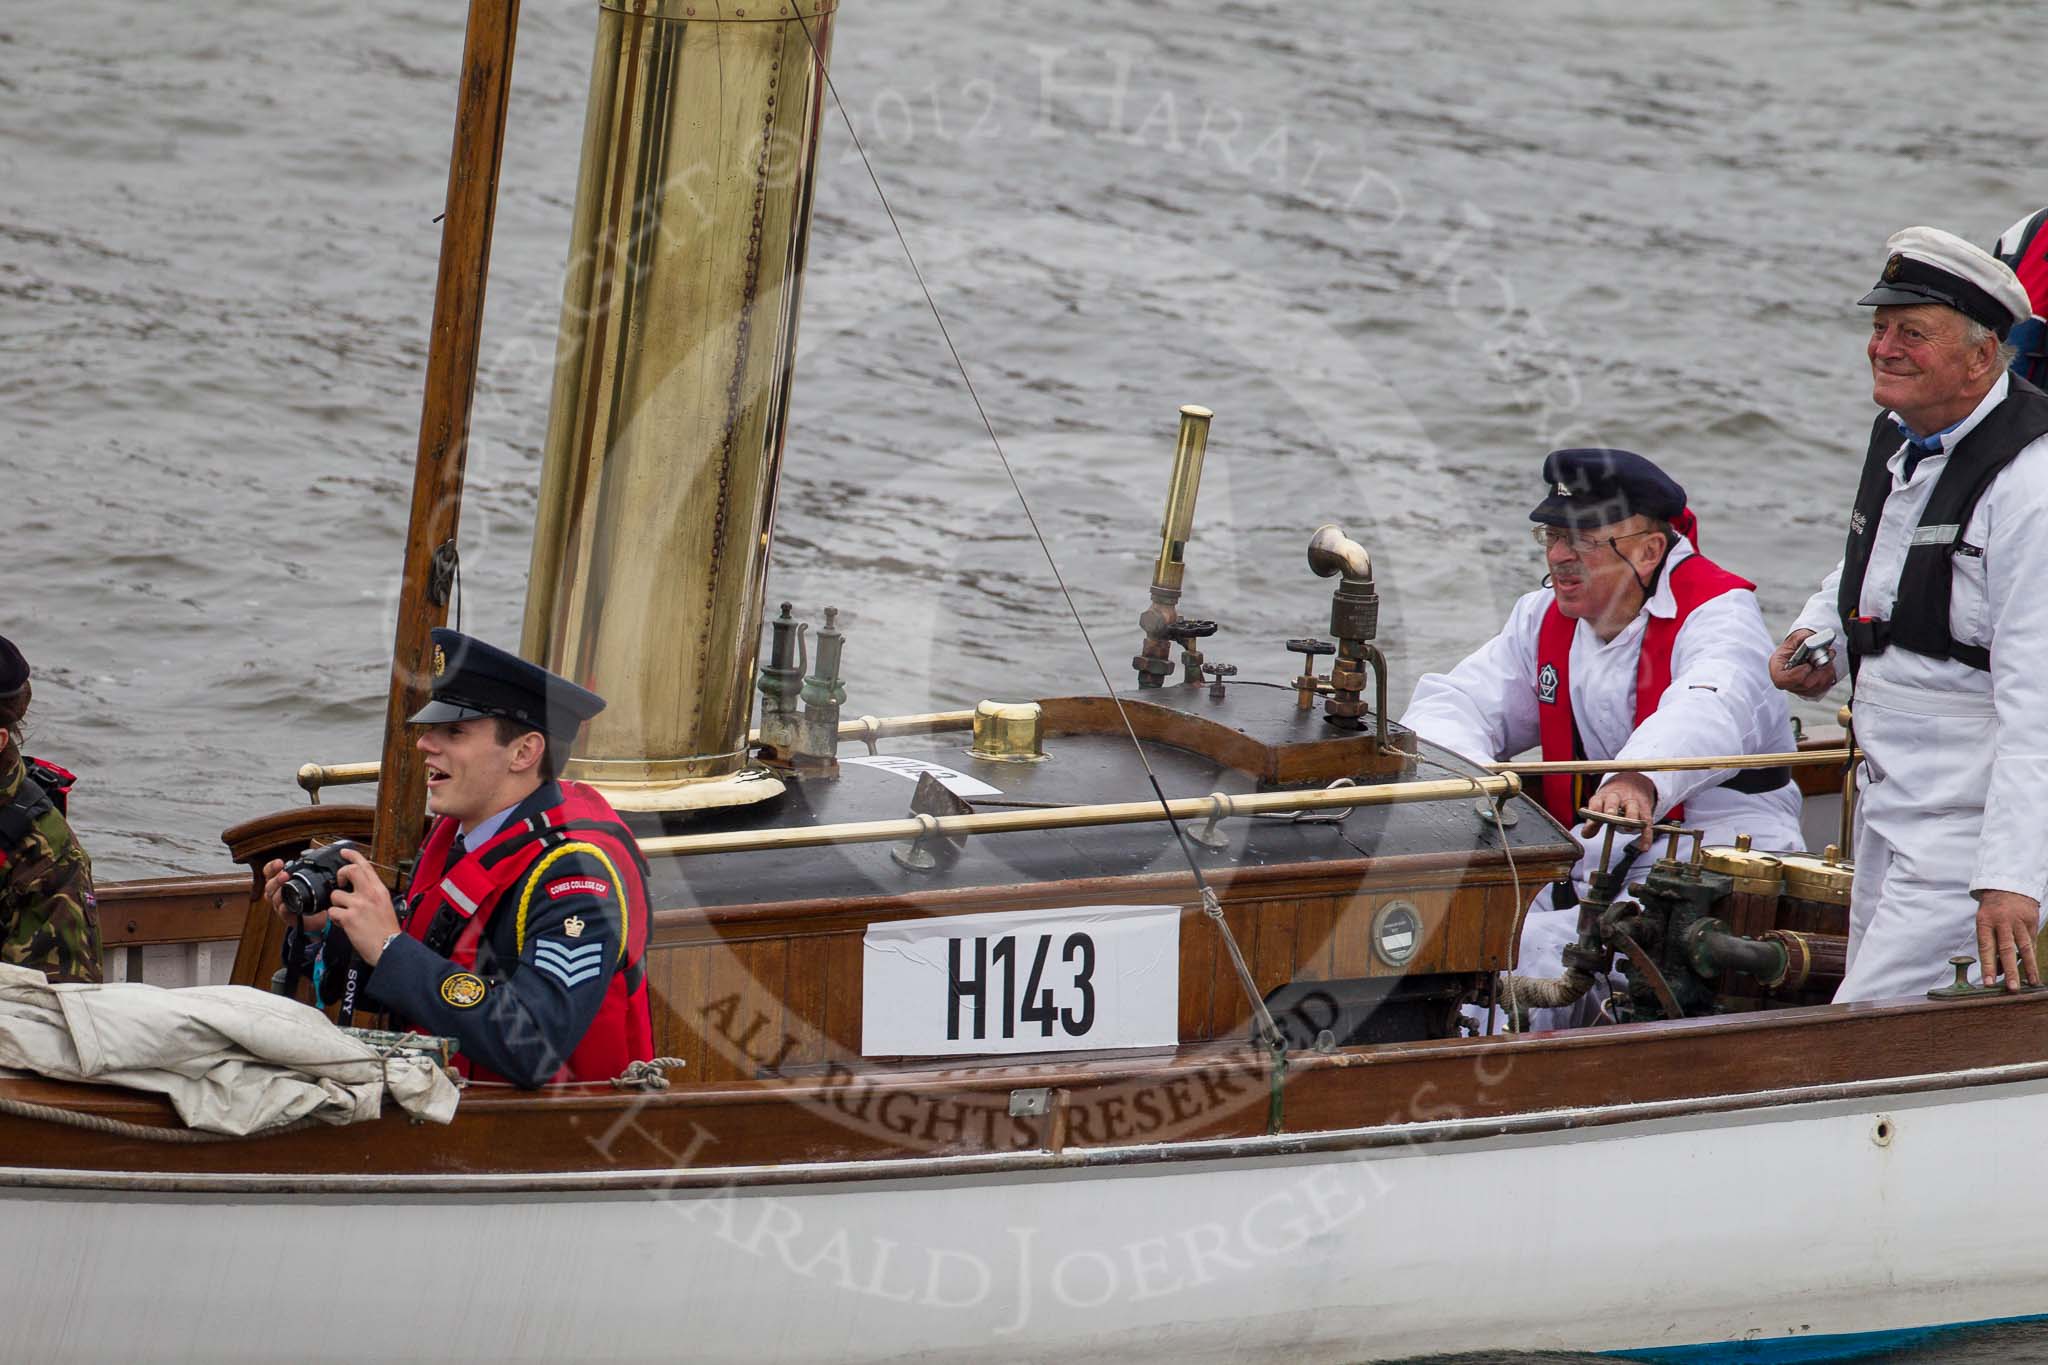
[{"xmin": 461, "ymin": 802, "xmax": 524, "ymax": 847}]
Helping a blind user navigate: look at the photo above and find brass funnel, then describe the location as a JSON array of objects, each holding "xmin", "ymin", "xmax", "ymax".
[{"xmin": 521, "ymin": 0, "xmax": 841, "ymax": 811}]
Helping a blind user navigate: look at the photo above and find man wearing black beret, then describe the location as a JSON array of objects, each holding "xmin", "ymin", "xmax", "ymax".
[
  {"xmin": 1773, "ymin": 225, "xmax": 2048, "ymax": 1002},
  {"xmin": 263, "ymin": 629, "xmax": 655, "ymax": 1087},
  {"xmin": 1404, "ymin": 448, "xmax": 1802, "ymax": 1027}
]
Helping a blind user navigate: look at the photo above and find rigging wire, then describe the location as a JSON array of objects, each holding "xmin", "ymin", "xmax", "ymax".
[{"xmin": 786, "ymin": 12, "xmax": 1286, "ymax": 1056}]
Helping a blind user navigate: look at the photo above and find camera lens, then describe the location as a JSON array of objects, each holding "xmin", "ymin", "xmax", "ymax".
[{"xmin": 279, "ymin": 873, "xmax": 317, "ymax": 919}]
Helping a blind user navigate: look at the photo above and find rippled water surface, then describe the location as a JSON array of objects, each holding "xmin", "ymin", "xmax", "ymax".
[
  {"xmin": 8, "ymin": 0, "xmax": 2047, "ymax": 1359},
  {"xmin": 2, "ymin": 1, "xmax": 2037, "ymax": 867}
]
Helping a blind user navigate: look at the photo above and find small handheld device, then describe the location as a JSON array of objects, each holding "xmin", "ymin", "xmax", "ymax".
[{"xmin": 1788, "ymin": 627, "xmax": 1837, "ymax": 673}]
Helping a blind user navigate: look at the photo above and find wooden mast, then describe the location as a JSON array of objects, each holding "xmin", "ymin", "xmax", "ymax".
[{"xmin": 369, "ymin": 0, "xmax": 522, "ymax": 882}]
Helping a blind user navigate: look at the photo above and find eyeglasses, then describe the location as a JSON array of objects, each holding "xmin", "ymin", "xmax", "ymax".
[{"xmin": 1530, "ymin": 526, "xmax": 1661, "ymax": 556}]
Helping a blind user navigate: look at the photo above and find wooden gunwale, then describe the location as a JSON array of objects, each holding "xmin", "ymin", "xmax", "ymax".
[
  {"xmin": 1, "ymin": 989, "xmax": 2041, "ymax": 1190},
  {"xmin": 97, "ymin": 876, "xmax": 248, "ymax": 947}
]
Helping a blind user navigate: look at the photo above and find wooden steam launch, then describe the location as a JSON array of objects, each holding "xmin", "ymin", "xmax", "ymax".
[{"xmin": 8, "ymin": 3, "xmax": 2048, "ymax": 1362}]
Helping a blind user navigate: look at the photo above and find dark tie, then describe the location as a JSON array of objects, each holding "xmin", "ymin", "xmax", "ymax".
[
  {"xmin": 449, "ymin": 833, "xmax": 469, "ymax": 865},
  {"xmin": 1897, "ymin": 423, "xmax": 1944, "ymax": 481}
]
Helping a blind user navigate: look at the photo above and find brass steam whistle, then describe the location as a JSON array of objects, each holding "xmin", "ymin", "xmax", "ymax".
[
  {"xmin": 755, "ymin": 602, "xmax": 808, "ymax": 767},
  {"xmin": 1306, "ymin": 525, "xmax": 1392, "ymax": 751},
  {"xmin": 795, "ymin": 607, "xmax": 847, "ymax": 777},
  {"xmin": 1134, "ymin": 405, "xmax": 1216, "ymax": 688}
]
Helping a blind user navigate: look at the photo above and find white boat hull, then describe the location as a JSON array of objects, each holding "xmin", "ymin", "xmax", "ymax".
[{"xmin": 4, "ymin": 1074, "xmax": 2039, "ymax": 1363}]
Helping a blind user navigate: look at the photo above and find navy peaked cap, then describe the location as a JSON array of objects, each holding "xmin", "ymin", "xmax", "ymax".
[
  {"xmin": 409, "ymin": 628, "xmax": 605, "ymax": 742},
  {"xmin": 1529, "ymin": 448, "xmax": 1686, "ymax": 529}
]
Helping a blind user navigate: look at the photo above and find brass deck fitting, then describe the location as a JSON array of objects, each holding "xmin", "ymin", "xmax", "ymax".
[
  {"xmin": 755, "ymin": 602, "xmax": 808, "ymax": 767},
  {"xmin": 1286, "ymin": 637, "xmax": 1335, "ymax": 710},
  {"xmin": 1306, "ymin": 525, "xmax": 1391, "ymax": 751},
  {"xmin": 795, "ymin": 607, "xmax": 848, "ymax": 777},
  {"xmin": 970, "ymin": 701, "xmax": 1047, "ymax": 763}
]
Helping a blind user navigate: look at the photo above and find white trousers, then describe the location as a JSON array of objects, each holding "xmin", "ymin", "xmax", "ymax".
[{"xmin": 1835, "ymin": 677, "xmax": 1997, "ymax": 1002}]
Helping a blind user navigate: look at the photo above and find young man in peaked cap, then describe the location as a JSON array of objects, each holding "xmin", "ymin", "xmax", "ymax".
[
  {"xmin": 265, "ymin": 629, "xmax": 655, "ymax": 1086},
  {"xmin": 1403, "ymin": 448, "xmax": 1803, "ymax": 1028},
  {"xmin": 1773, "ymin": 225, "xmax": 2048, "ymax": 1002}
]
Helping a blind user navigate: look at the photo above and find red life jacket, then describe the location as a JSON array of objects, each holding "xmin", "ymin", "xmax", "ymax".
[
  {"xmin": 403, "ymin": 781, "xmax": 654, "ymax": 1085},
  {"xmin": 1534, "ymin": 553, "xmax": 1756, "ymax": 827}
]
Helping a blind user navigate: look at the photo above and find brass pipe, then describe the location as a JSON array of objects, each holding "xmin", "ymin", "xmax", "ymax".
[
  {"xmin": 1135, "ymin": 404, "xmax": 1216, "ymax": 688},
  {"xmin": 833, "ymin": 710, "xmax": 977, "ymax": 751},
  {"xmin": 1150, "ymin": 405, "xmax": 1214, "ymax": 599},
  {"xmin": 520, "ymin": 0, "xmax": 842, "ymax": 810},
  {"xmin": 1493, "ymin": 749, "xmax": 1854, "ymax": 776},
  {"xmin": 637, "ymin": 772, "xmax": 1522, "ymax": 860}
]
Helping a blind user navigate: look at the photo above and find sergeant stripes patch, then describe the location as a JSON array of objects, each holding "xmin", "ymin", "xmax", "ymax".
[{"xmin": 534, "ymin": 937, "xmax": 605, "ymax": 989}]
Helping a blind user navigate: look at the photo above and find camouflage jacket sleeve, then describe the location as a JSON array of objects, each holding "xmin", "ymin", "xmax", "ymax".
[{"xmin": 0, "ymin": 806, "xmax": 101, "ymax": 984}]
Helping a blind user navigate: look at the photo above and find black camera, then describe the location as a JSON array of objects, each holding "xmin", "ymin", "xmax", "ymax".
[{"xmin": 279, "ymin": 840, "xmax": 360, "ymax": 919}]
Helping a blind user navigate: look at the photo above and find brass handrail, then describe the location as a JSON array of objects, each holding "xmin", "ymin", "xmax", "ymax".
[
  {"xmin": 1494, "ymin": 748, "xmax": 1854, "ymax": 777},
  {"xmin": 294, "ymin": 710, "xmax": 983, "ymax": 800},
  {"xmin": 297, "ymin": 762, "xmax": 383, "ymax": 803},
  {"xmin": 300, "ymin": 740, "xmax": 1856, "ymax": 801},
  {"xmin": 636, "ymin": 773, "xmax": 1522, "ymax": 860}
]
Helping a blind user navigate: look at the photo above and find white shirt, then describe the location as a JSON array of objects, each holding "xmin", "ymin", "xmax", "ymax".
[
  {"xmin": 1403, "ymin": 537, "xmax": 1802, "ymax": 842},
  {"xmin": 1791, "ymin": 372, "xmax": 2048, "ymax": 898}
]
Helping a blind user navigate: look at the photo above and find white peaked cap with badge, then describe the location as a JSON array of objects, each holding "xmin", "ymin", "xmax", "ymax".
[{"xmin": 1859, "ymin": 226, "xmax": 2032, "ymax": 338}]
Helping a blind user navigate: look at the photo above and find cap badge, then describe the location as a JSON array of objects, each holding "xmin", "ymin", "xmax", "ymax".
[
  {"xmin": 1883, "ymin": 253, "xmax": 1903, "ymax": 282},
  {"xmin": 563, "ymin": 915, "xmax": 586, "ymax": 938},
  {"xmin": 1554, "ymin": 482, "xmax": 1571, "ymax": 497},
  {"xmin": 432, "ymin": 645, "xmax": 447, "ymax": 678}
]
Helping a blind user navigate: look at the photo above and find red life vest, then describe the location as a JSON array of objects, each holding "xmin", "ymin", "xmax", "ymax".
[
  {"xmin": 403, "ymin": 781, "xmax": 654, "ymax": 1085},
  {"xmin": 1534, "ymin": 553, "xmax": 1756, "ymax": 827}
]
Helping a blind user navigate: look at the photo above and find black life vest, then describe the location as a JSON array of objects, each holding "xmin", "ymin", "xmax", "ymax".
[
  {"xmin": 0, "ymin": 758, "xmax": 76, "ymax": 871},
  {"xmin": 1837, "ymin": 377, "xmax": 2048, "ymax": 677}
]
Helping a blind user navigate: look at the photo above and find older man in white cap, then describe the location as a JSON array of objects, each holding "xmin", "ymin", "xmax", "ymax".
[{"xmin": 1773, "ymin": 226, "xmax": 2048, "ymax": 1001}]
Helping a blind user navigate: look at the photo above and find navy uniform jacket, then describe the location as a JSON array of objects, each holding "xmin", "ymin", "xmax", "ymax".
[{"xmin": 334, "ymin": 782, "xmax": 628, "ymax": 1087}]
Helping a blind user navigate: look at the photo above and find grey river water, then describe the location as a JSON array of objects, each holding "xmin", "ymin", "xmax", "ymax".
[
  {"xmin": 2, "ymin": 2, "xmax": 2042, "ymax": 1356},
  {"xmin": 10, "ymin": 0, "xmax": 2039, "ymax": 882}
]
